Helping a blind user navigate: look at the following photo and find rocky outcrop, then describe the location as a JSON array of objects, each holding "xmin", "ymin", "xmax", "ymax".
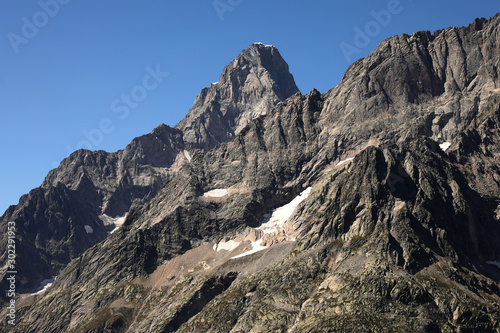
[
  {"xmin": 319, "ymin": 14, "xmax": 500, "ymax": 149},
  {"xmin": 0, "ymin": 182, "xmax": 107, "ymax": 293},
  {"xmin": 43, "ymin": 124, "xmax": 185, "ymax": 217}
]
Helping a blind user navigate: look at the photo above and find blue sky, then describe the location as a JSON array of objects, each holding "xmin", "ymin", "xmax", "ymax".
[{"xmin": 1, "ymin": 0, "xmax": 499, "ymax": 213}]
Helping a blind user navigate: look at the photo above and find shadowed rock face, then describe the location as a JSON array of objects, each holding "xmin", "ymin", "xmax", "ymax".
[
  {"xmin": 3, "ymin": 13, "xmax": 500, "ymax": 333},
  {"xmin": 0, "ymin": 43, "xmax": 299, "ymax": 294}
]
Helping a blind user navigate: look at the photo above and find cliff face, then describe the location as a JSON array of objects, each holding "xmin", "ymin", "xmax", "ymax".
[{"xmin": 3, "ymin": 13, "xmax": 500, "ymax": 333}]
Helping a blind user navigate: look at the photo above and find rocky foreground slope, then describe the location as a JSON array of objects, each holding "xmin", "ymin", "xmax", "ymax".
[{"xmin": 2, "ymin": 13, "xmax": 500, "ymax": 332}]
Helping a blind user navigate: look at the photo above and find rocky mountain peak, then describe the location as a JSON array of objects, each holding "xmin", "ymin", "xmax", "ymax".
[
  {"xmin": 4, "ymin": 13, "xmax": 500, "ymax": 333},
  {"xmin": 219, "ymin": 42, "xmax": 297, "ymax": 100},
  {"xmin": 175, "ymin": 43, "xmax": 299, "ymax": 150}
]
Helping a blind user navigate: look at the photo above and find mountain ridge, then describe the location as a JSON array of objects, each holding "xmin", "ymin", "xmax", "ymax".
[
  {"xmin": 2, "ymin": 12, "xmax": 500, "ymax": 332},
  {"xmin": 0, "ymin": 43, "xmax": 299, "ymax": 295}
]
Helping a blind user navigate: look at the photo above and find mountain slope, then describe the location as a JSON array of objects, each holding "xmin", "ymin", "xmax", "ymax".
[
  {"xmin": 177, "ymin": 138, "xmax": 500, "ymax": 332},
  {"xmin": 3, "ymin": 12, "xmax": 500, "ymax": 333}
]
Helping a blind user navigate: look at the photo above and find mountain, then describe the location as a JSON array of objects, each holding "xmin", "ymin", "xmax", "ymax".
[
  {"xmin": 2, "ymin": 13, "xmax": 500, "ymax": 332},
  {"xmin": 0, "ymin": 43, "xmax": 299, "ymax": 295},
  {"xmin": 176, "ymin": 43, "xmax": 299, "ymax": 151}
]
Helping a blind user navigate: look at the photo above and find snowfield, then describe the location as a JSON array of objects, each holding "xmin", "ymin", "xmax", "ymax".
[
  {"xmin": 253, "ymin": 42, "xmax": 274, "ymax": 48},
  {"xmin": 336, "ymin": 157, "xmax": 354, "ymax": 167},
  {"xmin": 183, "ymin": 150, "xmax": 192, "ymax": 162},
  {"xmin": 203, "ymin": 189, "xmax": 229, "ymax": 198},
  {"xmin": 101, "ymin": 214, "xmax": 128, "ymax": 235},
  {"xmin": 439, "ymin": 142, "xmax": 452, "ymax": 151},
  {"xmin": 31, "ymin": 276, "xmax": 56, "ymax": 295},
  {"xmin": 230, "ymin": 187, "xmax": 312, "ymax": 259},
  {"xmin": 214, "ymin": 239, "xmax": 241, "ymax": 252},
  {"xmin": 231, "ymin": 239, "xmax": 267, "ymax": 259},
  {"xmin": 257, "ymin": 187, "xmax": 312, "ymax": 234}
]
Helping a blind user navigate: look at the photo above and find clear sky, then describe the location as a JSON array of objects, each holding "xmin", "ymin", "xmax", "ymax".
[{"xmin": 1, "ymin": 0, "xmax": 499, "ymax": 213}]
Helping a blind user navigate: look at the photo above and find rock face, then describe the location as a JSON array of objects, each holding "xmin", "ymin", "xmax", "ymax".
[
  {"xmin": 178, "ymin": 139, "xmax": 500, "ymax": 332},
  {"xmin": 176, "ymin": 43, "xmax": 299, "ymax": 151},
  {"xmin": 0, "ymin": 43, "xmax": 299, "ymax": 295},
  {"xmin": 2, "ymin": 12, "xmax": 500, "ymax": 333}
]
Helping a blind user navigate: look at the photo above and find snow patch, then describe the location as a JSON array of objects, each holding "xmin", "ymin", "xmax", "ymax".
[
  {"xmin": 253, "ymin": 42, "xmax": 274, "ymax": 48},
  {"xmin": 214, "ymin": 240, "xmax": 241, "ymax": 252},
  {"xmin": 31, "ymin": 277, "xmax": 56, "ymax": 295},
  {"xmin": 230, "ymin": 187, "xmax": 312, "ymax": 259},
  {"xmin": 84, "ymin": 225, "xmax": 93, "ymax": 234},
  {"xmin": 183, "ymin": 150, "xmax": 192, "ymax": 162},
  {"xmin": 231, "ymin": 239, "xmax": 267, "ymax": 259},
  {"xmin": 486, "ymin": 261, "xmax": 500, "ymax": 269},
  {"xmin": 101, "ymin": 214, "xmax": 127, "ymax": 235},
  {"xmin": 203, "ymin": 189, "xmax": 228, "ymax": 198},
  {"xmin": 336, "ymin": 157, "xmax": 354, "ymax": 167},
  {"xmin": 439, "ymin": 142, "xmax": 452, "ymax": 151},
  {"xmin": 258, "ymin": 187, "xmax": 312, "ymax": 234}
]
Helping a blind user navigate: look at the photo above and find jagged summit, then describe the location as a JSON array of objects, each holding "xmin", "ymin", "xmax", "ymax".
[
  {"xmin": 251, "ymin": 42, "xmax": 274, "ymax": 47},
  {"xmin": 175, "ymin": 43, "xmax": 299, "ymax": 150}
]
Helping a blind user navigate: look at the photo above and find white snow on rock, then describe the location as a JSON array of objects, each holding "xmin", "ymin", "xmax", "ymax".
[
  {"xmin": 486, "ymin": 261, "xmax": 500, "ymax": 269},
  {"xmin": 31, "ymin": 276, "xmax": 56, "ymax": 295},
  {"xmin": 84, "ymin": 225, "xmax": 94, "ymax": 234},
  {"xmin": 231, "ymin": 239, "xmax": 267, "ymax": 259},
  {"xmin": 203, "ymin": 189, "xmax": 228, "ymax": 198},
  {"xmin": 258, "ymin": 187, "xmax": 312, "ymax": 234},
  {"xmin": 101, "ymin": 214, "xmax": 127, "ymax": 235},
  {"xmin": 336, "ymin": 157, "xmax": 354, "ymax": 167},
  {"xmin": 230, "ymin": 187, "xmax": 312, "ymax": 259},
  {"xmin": 213, "ymin": 240, "xmax": 241, "ymax": 252},
  {"xmin": 109, "ymin": 216, "xmax": 127, "ymax": 235},
  {"xmin": 439, "ymin": 142, "xmax": 452, "ymax": 151},
  {"xmin": 253, "ymin": 42, "xmax": 274, "ymax": 48},
  {"xmin": 183, "ymin": 150, "xmax": 192, "ymax": 162}
]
